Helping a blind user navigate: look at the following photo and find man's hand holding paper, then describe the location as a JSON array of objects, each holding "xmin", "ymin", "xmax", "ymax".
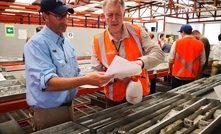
[{"xmin": 104, "ymin": 55, "xmax": 142, "ymax": 85}]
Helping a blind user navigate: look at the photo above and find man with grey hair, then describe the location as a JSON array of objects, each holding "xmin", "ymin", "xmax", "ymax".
[{"xmin": 91, "ymin": 0, "xmax": 165, "ymax": 108}]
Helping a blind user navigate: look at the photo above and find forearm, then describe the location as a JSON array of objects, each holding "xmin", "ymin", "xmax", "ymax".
[
  {"xmin": 169, "ymin": 63, "xmax": 173, "ymax": 75},
  {"xmin": 139, "ymin": 46, "xmax": 165, "ymax": 69},
  {"xmin": 46, "ymin": 76, "xmax": 88, "ymax": 91}
]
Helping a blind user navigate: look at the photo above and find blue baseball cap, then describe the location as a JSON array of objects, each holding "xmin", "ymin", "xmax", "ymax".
[
  {"xmin": 178, "ymin": 24, "xmax": 193, "ymax": 34},
  {"xmin": 40, "ymin": 0, "xmax": 74, "ymax": 15}
]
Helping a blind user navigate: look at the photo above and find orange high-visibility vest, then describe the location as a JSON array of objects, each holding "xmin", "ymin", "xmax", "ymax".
[
  {"xmin": 172, "ymin": 37, "xmax": 204, "ymax": 79},
  {"xmin": 94, "ymin": 24, "xmax": 150, "ymax": 102}
]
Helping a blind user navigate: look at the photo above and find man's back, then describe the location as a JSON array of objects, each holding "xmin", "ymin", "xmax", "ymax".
[{"xmin": 172, "ymin": 37, "xmax": 204, "ymax": 79}]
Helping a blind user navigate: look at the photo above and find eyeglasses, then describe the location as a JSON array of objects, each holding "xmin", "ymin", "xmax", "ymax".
[{"xmin": 48, "ymin": 12, "xmax": 70, "ymax": 20}]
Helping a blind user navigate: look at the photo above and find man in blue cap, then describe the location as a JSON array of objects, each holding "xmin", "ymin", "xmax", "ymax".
[
  {"xmin": 168, "ymin": 24, "xmax": 206, "ymax": 89},
  {"xmin": 24, "ymin": 0, "xmax": 114, "ymax": 131}
]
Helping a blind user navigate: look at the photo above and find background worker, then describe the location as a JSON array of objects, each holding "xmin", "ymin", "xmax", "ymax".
[
  {"xmin": 91, "ymin": 0, "xmax": 165, "ymax": 108},
  {"xmin": 211, "ymin": 34, "xmax": 221, "ymax": 76},
  {"xmin": 157, "ymin": 33, "xmax": 165, "ymax": 48},
  {"xmin": 168, "ymin": 24, "xmax": 206, "ymax": 89},
  {"xmin": 168, "ymin": 34, "xmax": 174, "ymax": 45},
  {"xmin": 24, "ymin": 0, "xmax": 114, "ymax": 131},
  {"xmin": 192, "ymin": 30, "xmax": 211, "ymax": 78}
]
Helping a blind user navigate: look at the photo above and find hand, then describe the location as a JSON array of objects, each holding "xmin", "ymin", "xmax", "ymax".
[
  {"xmin": 86, "ymin": 72, "xmax": 114, "ymax": 87},
  {"xmin": 132, "ymin": 60, "xmax": 144, "ymax": 68},
  {"xmin": 168, "ymin": 69, "xmax": 172, "ymax": 76}
]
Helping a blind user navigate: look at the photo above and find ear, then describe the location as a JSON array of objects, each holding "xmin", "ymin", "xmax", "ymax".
[
  {"xmin": 100, "ymin": 13, "xmax": 105, "ymax": 19},
  {"xmin": 42, "ymin": 13, "xmax": 49, "ymax": 21}
]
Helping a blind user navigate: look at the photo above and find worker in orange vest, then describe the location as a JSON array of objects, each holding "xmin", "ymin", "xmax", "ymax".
[
  {"xmin": 168, "ymin": 24, "xmax": 206, "ymax": 89},
  {"xmin": 91, "ymin": 0, "xmax": 165, "ymax": 108},
  {"xmin": 157, "ymin": 33, "xmax": 165, "ymax": 48}
]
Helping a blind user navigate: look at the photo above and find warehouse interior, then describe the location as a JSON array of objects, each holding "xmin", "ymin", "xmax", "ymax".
[{"xmin": 1, "ymin": 0, "xmax": 221, "ymax": 133}]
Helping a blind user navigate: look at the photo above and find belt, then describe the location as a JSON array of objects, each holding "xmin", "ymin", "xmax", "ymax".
[{"xmin": 60, "ymin": 101, "xmax": 72, "ymax": 107}]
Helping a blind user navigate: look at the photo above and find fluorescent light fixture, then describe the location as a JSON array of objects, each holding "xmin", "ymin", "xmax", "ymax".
[
  {"xmin": 85, "ymin": 14, "xmax": 91, "ymax": 17},
  {"xmin": 1, "ymin": 13, "xmax": 15, "ymax": 15},
  {"xmin": 76, "ymin": 16, "xmax": 86, "ymax": 19},
  {"xmin": 5, "ymin": 9, "xmax": 19, "ymax": 12},
  {"xmin": 9, "ymin": 5, "xmax": 25, "ymax": 9},
  {"xmin": 94, "ymin": 9, "xmax": 103, "ymax": 14},
  {"xmin": 75, "ymin": 6, "xmax": 89, "ymax": 11},
  {"xmin": 174, "ymin": 3, "xmax": 192, "ymax": 9},
  {"xmin": 15, "ymin": 0, "xmax": 35, "ymax": 4},
  {"xmin": 86, "ymin": 4, "xmax": 99, "ymax": 7},
  {"xmin": 5, "ymin": 9, "xmax": 38, "ymax": 14}
]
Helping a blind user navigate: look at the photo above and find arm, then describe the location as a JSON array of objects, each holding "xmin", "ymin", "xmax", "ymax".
[
  {"xmin": 199, "ymin": 47, "xmax": 206, "ymax": 73},
  {"xmin": 168, "ymin": 41, "xmax": 176, "ymax": 75},
  {"xmin": 137, "ymin": 25, "xmax": 165, "ymax": 70},
  {"xmin": 25, "ymin": 37, "xmax": 114, "ymax": 92},
  {"xmin": 46, "ymin": 72, "xmax": 114, "ymax": 91}
]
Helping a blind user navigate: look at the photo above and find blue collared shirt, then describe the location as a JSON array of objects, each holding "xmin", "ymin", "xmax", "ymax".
[{"xmin": 24, "ymin": 25, "xmax": 83, "ymax": 108}]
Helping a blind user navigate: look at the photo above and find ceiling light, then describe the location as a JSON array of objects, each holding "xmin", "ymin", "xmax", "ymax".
[
  {"xmin": 1, "ymin": 13, "xmax": 15, "ymax": 15},
  {"xmin": 15, "ymin": 0, "xmax": 35, "ymax": 4},
  {"xmin": 5, "ymin": 9, "xmax": 19, "ymax": 12},
  {"xmin": 85, "ymin": 14, "xmax": 91, "ymax": 17},
  {"xmin": 75, "ymin": 6, "xmax": 89, "ymax": 11},
  {"xmin": 5, "ymin": 9, "xmax": 38, "ymax": 14},
  {"xmin": 9, "ymin": 5, "xmax": 25, "ymax": 9},
  {"xmin": 86, "ymin": 4, "xmax": 99, "ymax": 7},
  {"xmin": 94, "ymin": 9, "xmax": 103, "ymax": 14}
]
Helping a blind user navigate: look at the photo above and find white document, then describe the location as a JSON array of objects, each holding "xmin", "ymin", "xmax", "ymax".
[
  {"xmin": 105, "ymin": 55, "xmax": 142, "ymax": 78},
  {"xmin": 214, "ymin": 85, "xmax": 221, "ymax": 102},
  {"xmin": 0, "ymin": 73, "xmax": 6, "ymax": 81}
]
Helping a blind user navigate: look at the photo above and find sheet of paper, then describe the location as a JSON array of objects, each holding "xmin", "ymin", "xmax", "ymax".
[
  {"xmin": 214, "ymin": 85, "xmax": 221, "ymax": 102},
  {"xmin": 0, "ymin": 73, "xmax": 6, "ymax": 81},
  {"xmin": 105, "ymin": 55, "xmax": 142, "ymax": 78}
]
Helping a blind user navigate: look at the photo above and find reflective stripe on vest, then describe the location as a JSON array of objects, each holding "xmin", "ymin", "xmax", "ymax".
[
  {"xmin": 97, "ymin": 33, "xmax": 108, "ymax": 68},
  {"xmin": 127, "ymin": 25, "xmax": 144, "ymax": 55},
  {"xmin": 172, "ymin": 37, "xmax": 203, "ymax": 79},
  {"xmin": 174, "ymin": 53, "xmax": 201, "ymax": 78},
  {"xmin": 97, "ymin": 24, "xmax": 144, "ymax": 68}
]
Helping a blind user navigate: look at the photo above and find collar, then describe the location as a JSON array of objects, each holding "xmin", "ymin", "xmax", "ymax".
[
  {"xmin": 43, "ymin": 25, "xmax": 64, "ymax": 46},
  {"xmin": 107, "ymin": 24, "xmax": 130, "ymax": 42},
  {"xmin": 183, "ymin": 35, "xmax": 195, "ymax": 38}
]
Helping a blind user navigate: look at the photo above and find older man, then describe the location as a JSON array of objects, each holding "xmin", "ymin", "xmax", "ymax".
[{"xmin": 91, "ymin": 0, "xmax": 165, "ymax": 108}]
